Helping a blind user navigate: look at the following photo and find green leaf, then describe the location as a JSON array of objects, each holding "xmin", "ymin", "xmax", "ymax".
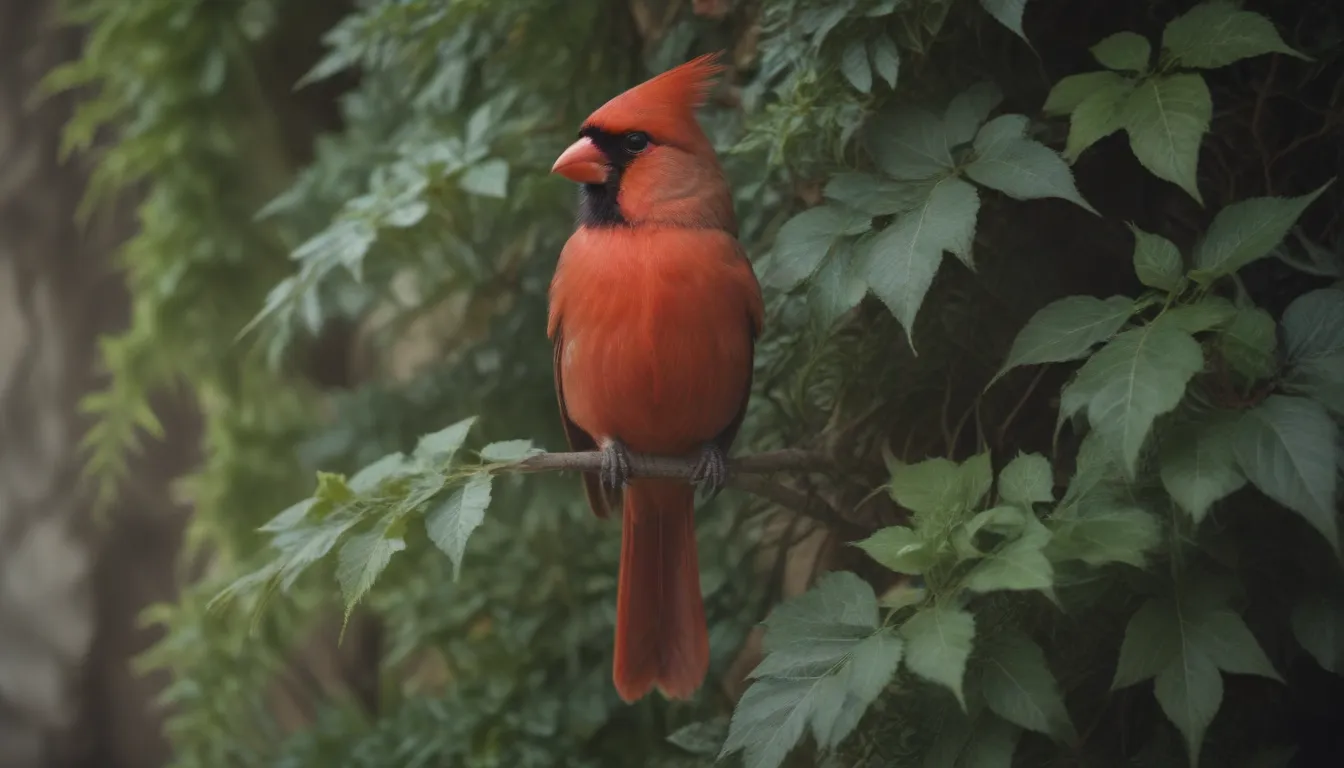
[
  {"xmin": 979, "ymin": 0, "xmax": 1030, "ymax": 43},
  {"xmin": 1130, "ymin": 225, "xmax": 1184, "ymax": 292},
  {"xmin": 953, "ymin": 506, "xmax": 1028, "ymax": 559},
  {"xmin": 425, "ymin": 474, "xmax": 494, "ymax": 578},
  {"xmin": 1191, "ymin": 183, "xmax": 1332, "ymax": 282},
  {"xmin": 667, "ymin": 719, "xmax": 728, "ymax": 756},
  {"xmin": 1059, "ymin": 325, "xmax": 1204, "ymax": 476},
  {"xmin": 273, "ymin": 512, "xmax": 361, "ymax": 589},
  {"xmin": 965, "ymin": 116, "xmax": 1097, "ymax": 213},
  {"xmin": 855, "ymin": 526, "xmax": 936, "ymax": 575},
  {"xmin": 1162, "ymin": 1, "xmax": 1307, "ymax": 69},
  {"xmin": 998, "ymin": 452, "xmax": 1054, "ymax": 506},
  {"xmin": 1219, "ymin": 304, "xmax": 1278, "ymax": 380},
  {"xmin": 1159, "ymin": 409, "xmax": 1246, "ymax": 525},
  {"xmin": 1155, "ymin": 297, "xmax": 1237, "ymax": 335},
  {"xmin": 459, "ymin": 158, "xmax": 509, "ymax": 198},
  {"xmin": 824, "ymin": 174, "xmax": 927, "ymax": 216},
  {"xmin": 1291, "ymin": 595, "xmax": 1344, "ymax": 673},
  {"xmin": 945, "ymin": 82, "xmax": 1004, "ymax": 149},
  {"xmin": 753, "ymin": 571, "xmax": 878, "ymax": 678},
  {"xmin": 765, "ymin": 204, "xmax": 872, "ymax": 289},
  {"xmin": 812, "ymin": 630, "xmax": 905, "ymax": 748},
  {"xmin": 413, "ymin": 416, "xmax": 477, "ymax": 464},
  {"xmin": 860, "ymin": 178, "xmax": 980, "ymax": 344},
  {"xmin": 869, "ymin": 35, "xmax": 901, "ymax": 88},
  {"xmin": 901, "ymin": 605, "xmax": 976, "ymax": 707},
  {"xmin": 890, "ymin": 452, "xmax": 992, "ymax": 526},
  {"xmin": 840, "ymin": 41, "xmax": 872, "ymax": 93},
  {"xmin": 1092, "ymin": 31, "xmax": 1152, "ymax": 72},
  {"xmin": 1063, "ymin": 78, "xmax": 1136, "ymax": 160},
  {"xmin": 994, "ymin": 295, "xmax": 1134, "ymax": 382},
  {"xmin": 807, "ymin": 241, "xmax": 869, "ymax": 326},
  {"xmin": 1044, "ymin": 71, "xmax": 1128, "ymax": 115},
  {"xmin": 1154, "ymin": 647, "xmax": 1222, "ymax": 767},
  {"xmin": 720, "ymin": 677, "xmax": 822, "ymax": 768},
  {"xmin": 479, "ymin": 439, "xmax": 539, "ymax": 462},
  {"xmin": 924, "ymin": 710, "xmax": 1022, "ymax": 768},
  {"xmin": 964, "ymin": 517, "xmax": 1054, "ymax": 593},
  {"xmin": 865, "ymin": 106, "xmax": 956, "ymax": 180},
  {"xmin": 336, "ymin": 523, "xmax": 406, "ymax": 612},
  {"xmin": 1122, "ymin": 74, "xmax": 1211, "ymax": 203},
  {"xmin": 1231, "ymin": 395, "xmax": 1339, "ymax": 550},
  {"xmin": 261, "ymin": 497, "xmax": 320, "ymax": 533},
  {"xmin": 348, "ymin": 451, "xmax": 411, "ymax": 492},
  {"xmin": 980, "ymin": 630, "xmax": 1076, "ymax": 742},
  {"xmin": 1113, "ymin": 597, "xmax": 1180, "ymax": 688},
  {"xmin": 1281, "ymin": 289, "xmax": 1344, "ymax": 413},
  {"xmin": 1047, "ymin": 503, "xmax": 1161, "ymax": 568}
]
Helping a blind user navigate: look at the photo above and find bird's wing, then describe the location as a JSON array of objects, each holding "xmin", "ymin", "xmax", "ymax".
[{"xmin": 553, "ymin": 325, "xmax": 619, "ymax": 518}]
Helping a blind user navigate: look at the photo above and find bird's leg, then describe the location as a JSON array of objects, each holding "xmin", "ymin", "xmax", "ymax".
[
  {"xmin": 599, "ymin": 438, "xmax": 633, "ymax": 489},
  {"xmin": 691, "ymin": 442, "xmax": 729, "ymax": 498}
]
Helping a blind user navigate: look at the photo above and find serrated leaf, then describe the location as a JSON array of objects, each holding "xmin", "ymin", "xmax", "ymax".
[
  {"xmin": 1063, "ymin": 78, "xmax": 1135, "ymax": 160},
  {"xmin": 1130, "ymin": 225, "xmax": 1184, "ymax": 292},
  {"xmin": 807, "ymin": 241, "xmax": 869, "ymax": 326},
  {"xmin": 273, "ymin": 512, "xmax": 361, "ymax": 589},
  {"xmin": 964, "ymin": 517, "xmax": 1054, "ymax": 593},
  {"xmin": 889, "ymin": 452, "xmax": 992, "ymax": 527},
  {"xmin": 458, "ymin": 158, "xmax": 509, "ymax": 198},
  {"xmin": 667, "ymin": 719, "xmax": 728, "ymax": 756},
  {"xmin": 1047, "ymin": 503, "xmax": 1160, "ymax": 568},
  {"xmin": 1191, "ymin": 183, "xmax": 1332, "ymax": 282},
  {"xmin": 812, "ymin": 630, "xmax": 905, "ymax": 748},
  {"xmin": 945, "ymin": 82, "xmax": 1004, "ymax": 149},
  {"xmin": 479, "ymin": 439, "xmax": 539, "ymax": 462},
  {"xmin": 336, "ymin": 524, "xmax": 406, "ymax": 612},
  {"xmin": 425, "ymin": 474, "xmax": 493, "ymax": 578},
  {"xmin": 824, "ymin": 174, "xmax": 928, "ymax": 216},
  {"xmin": 1219, "ymin": 304, "xmax": 1278, "ymax": 380},
  {"xmin": 1291, "ymin": 595, "xmax": 1344, "ymax": 673},
  {"xmin": 1059, "ymin": 325, "xmax": 1204, "ymax": 476},
  {"xmin": 1162, "ymin": 1, "xmax": 1307, "ymax": 69},
  {"xmin": 966, "ymin": 118, "xmax": 1097, "ymax": 213},
  {"xmin": 994, "ymin": 295, "xmax": 1134, "ymax": 382},
  {"xmin": 1159, "ymin": 409, "xmax": 1246, "ymax": 524},
  {"xmin": 414, "ymin": 416, "xmax": 477, "ymax": 464},
  {"xmin": 1155, "ymin": 297, "xmax": 1237, "ymax": 335},
  {"xmin": 855, "ymin": 526, "xmax": 936, "ymax": 575},
  {"xmin": 1231, "ymin": 395, "xmax": 1339, "ymax": 550},
  {"xmin": 869, "ymin": 35, "xmax": 901, "ymax": 87},
  {"xmin": 1092, "ymin": 31, "xmax": 1152, "ymax": 72},
  {"xmin": 720, "ymin": 676, "xmax": 825, "ymax": 768},
  {"xmin": 1122, "ymin": 74, "xmax": 1212, "ymax": 204},
  {"xmin": 1154, "ymin": 647, "xmax": 1222, "ymax": 767},
  {"xmin": 901, "ymin": 605, "xmax": 976, "ymax": 707},
  {"xmin": 865, "ymin": 106, "xmax": 956, "ymax": 180},
  {"xmin": 980, "ymin": 630, "xmax": 1076, "ymax": 742},
  {"xmin": 998, "ymin": 452, "xmax": 1054, "ymax": 506},
  {"xmin": 755, "ymin": 571, "xmax": 878, "ymax": 677},
  {"xmin": 260, "ymin": 497, "xmax": 319, "ymax": 533},
  {"xmin": 979, "ymin": 0, "xmax": 1030, "ymax": 43},
  {"xmin": 954, "ymin": 506, "xmax": 1028, "ymax": 559},
  {"xmin": 766, "ymin": 204, "xmax": 872, "ymax": 289},
  {"xmin": 840, "ymin": 41, "xmax": 872, "ymax": 93},
  {"xmin": 348, "ymin": 451, "xmax": 410, "ymax": 493},
  {"xmin": 860, "ymin": 178, "xmax": 980, "ymax": 344},
  {"xmin": 1044, "ymin": 71, "xmax": 1128, "ymax": 115}
]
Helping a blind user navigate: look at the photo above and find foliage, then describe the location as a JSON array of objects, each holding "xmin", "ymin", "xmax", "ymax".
[{"xmin": 55, "ymin": 0, "xmax": 1344, "ymax": 766}]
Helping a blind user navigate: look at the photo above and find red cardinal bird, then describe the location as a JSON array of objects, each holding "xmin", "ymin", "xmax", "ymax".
[{"xmin": 547, "ymin": 53, "xmax": 764, "ymax": 702}]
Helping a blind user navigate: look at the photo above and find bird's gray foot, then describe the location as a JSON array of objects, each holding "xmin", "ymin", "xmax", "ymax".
[{"xmin": 600, "ymin": 439, "xmax": 633, "ymax": 489}]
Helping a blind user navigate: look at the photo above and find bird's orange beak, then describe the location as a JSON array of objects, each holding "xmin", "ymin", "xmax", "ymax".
[{"xmin": 552, "ymin": 137, "xmax": 609, "ymax": 184}]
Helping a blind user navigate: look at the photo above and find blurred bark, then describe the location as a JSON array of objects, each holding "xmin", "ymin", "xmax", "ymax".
[{"xmin": 0, "ymin": 1, "xmax": 197, "ymax": 766}]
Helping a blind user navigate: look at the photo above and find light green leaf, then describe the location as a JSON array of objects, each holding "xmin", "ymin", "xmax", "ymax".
[
  {"xmin": 459, "ymin": 158, "xmax": 509, "ymax": 198},
  {"xmin": 1159, "ymin": 410, "xmax": 1246, "ymax": 525},
  {"xmin": 824, "ymin": 174, "xmax": 928, "ymax": 216},
  {"xmin": 1044, "ymin": 71, "xmax": 1128, "ymax": 115},
  {"xmin": 998, "ymin": 452, "xmax": 1054, "ymax": 506},
  {"xmin": 1162, "ymin": 1, "xmax": 1307, "ymax": 69},
  {"xmin": 425, "ymin": 474, "xmax": 493, "ymax": 578},
  {"xmin": 1122, "ymin": 74, "xmax": 1212, "ymax": 204},
  {"xmin": 841, "ymin": 41, "xmax": 872, "ymax": 93},
  {"xmin": 966, "ymin": 118, "xmax": 1097, "ymax": 213},
  {"xmin": 479, "ymin": 439, "xmax": 539, "ymax": 462},
  {"xmin": 964, "ymin": 517, "xmax": 1054, "ymax": 593},
  {"xmin": 860, "ymin": 178, "xmax": 980, "ymax": 344},
  {"xmin": 980, "ymin": 630, "xmax": 1076, "ymax": 742},
  {"xmin": 812, "ymin": 630, "xmax": 905, "ymax": 748},
  {"xmin": 807, "ymin": 241, "xmax": 869, "ymax": 326},
  {"xmin": 1231, "ymin": 395, "xmax": 1339, "ymax": 550},
  {"xmin": 994, "ymin": 295, "xmax": 1134, "ymax": 382},
  {"xmin": 1060, "ymin": 325, "xmax": 1205, "ymax": 475},
  {"xmin": 1219, "ymin": 304, "xmax": 1278, "ymax": 380},
  {"xmin": 336, "ymin": 524, "xmax": 406, "ymax": 611},
  {"xmin": 1130, "ymin": 225, "xmax": 1184, "ymax": 292},
  {"xmin": 1046, "ymin": 504, "xmax": 1160, "ymax": 568},
  {"xmin": 260, "ymin": 497, "xmax": 319, "ymax": 533},
  {"xmin": 1154, "ymin": 647, "xmax": 1222, "ymax": 767},
  {"xmin": 765, "ymin": 204, "xmax": 872, "ymax": 289},
  {"xmin": 1155, "ymin": 297, "xmax": 1237, "ymax": 335},
  {"xmin": 720, "ymin": 677, "xmax": 823, "ymax": 768},
  {"xmin": 413, "ymin": 416, "xmax": 477, "ymax": 464},
  {"xmin": 865, "ymin": 106, "xmax": 956, "ymax": 180},
  {"xmin": 855, "ymin": 526, "xmax": 936, "ymax": 575},
  {"xmin": 1291, "ymin": 595, "xmax": 1344, "ymax": 673},
  {"xmin": 979, "ymin": 0, "xmax": 1030, "ymax": 43},
  {"xmin": 667, "ymin": 719, "xmax": 728, "ymax": 757},
  {"xmin": 1191, "ymin": 183, "xmax": 1332, "ymax": 282},
  {"xmin": 348, "ymin": 451, "xmax": 411, "ymax": 493},
  {"xmin": 945, "ymin": 82, "xmax": 1004, "ymax": 149},
  {"xmin": 273, "ymin": 512, "xmax": 361, "ymax": 589},
  {"xmin": 755, "ymin": 571, "xmax": 878, "ymax": 678},
  {"xmin": 901, "ymin": 605, "xmax": 976, "ymax": 707},
  {"xmin": 869, "ymin": 35, "xmax": 901, "ymax": 88},
  {"xmin": 953, "ymin": 506, "xmax": 1028, "ymax": 559},
  {"xmin": 1063, "ymin": 78, "xmax": 1136, "ymax": 160},
  {"xmin": 1092, "ymin": 31, "xmax": 1152, "ymax": 72},
  {"xmin": 889, "ymin": 452, "xmax": 992, "ymax": 527}
]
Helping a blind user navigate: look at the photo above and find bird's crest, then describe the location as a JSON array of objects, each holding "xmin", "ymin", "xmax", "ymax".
[{"xmin": 583, "ymin": 53, "xmax": 723, "ymax": 147}]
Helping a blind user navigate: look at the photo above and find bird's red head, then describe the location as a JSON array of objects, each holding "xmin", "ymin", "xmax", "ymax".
[{"xmin": 552, "ymin": 53, "xmax": 735, "ymax": 232}]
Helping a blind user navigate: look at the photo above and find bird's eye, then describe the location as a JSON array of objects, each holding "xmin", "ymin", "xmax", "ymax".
[{"xmin": 623, "ymin": 132, "xmax": 650, "ymax": 153}]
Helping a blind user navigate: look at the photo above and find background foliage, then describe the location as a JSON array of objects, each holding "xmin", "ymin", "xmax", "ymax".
[{"xmin": 52, "ymin": 0, "xmax": 1344, "ymax": 765}]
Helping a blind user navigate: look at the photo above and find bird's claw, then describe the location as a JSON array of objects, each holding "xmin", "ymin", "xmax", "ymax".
[
  {"xmin": 600, "ymin": 439, "xmax": 633, "ymax": 489},
  {"xmin": 691, "ymin": 443, "xmax": 729, "ymax": 498}
]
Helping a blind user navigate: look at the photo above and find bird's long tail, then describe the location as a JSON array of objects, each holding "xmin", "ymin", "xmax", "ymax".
[{"xmin": 612, "ymin": 479, "xmax": 709, "ymax": 702}]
